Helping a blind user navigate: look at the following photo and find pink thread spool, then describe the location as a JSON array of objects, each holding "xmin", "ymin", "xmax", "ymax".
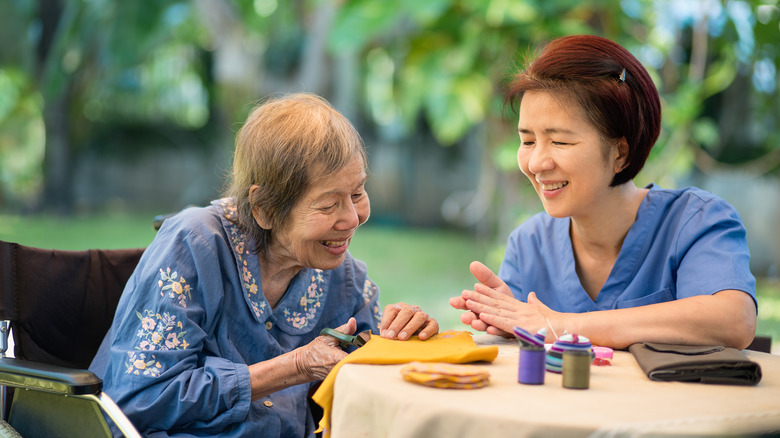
[{"xmin": 592, "ymin": 346, "xmax": 613, "ymax": 366}]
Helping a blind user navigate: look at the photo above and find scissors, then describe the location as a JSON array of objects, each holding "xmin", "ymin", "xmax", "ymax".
[{"xmin": 320, "ymin": 328, "xmax": 371, "ymax": 349}]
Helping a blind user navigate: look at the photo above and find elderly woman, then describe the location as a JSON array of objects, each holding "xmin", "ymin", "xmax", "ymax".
[
  {"xmin": 449, "ymin": 35, "xmax": 757, "ymax": 350},
  {"xmin": 90, "ymin": 93, "xmax": 438, "ymax": 437}
]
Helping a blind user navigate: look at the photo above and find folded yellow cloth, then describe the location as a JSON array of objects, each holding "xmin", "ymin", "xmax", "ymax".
[
  {"xmin": 312, "ymin": 330, "xmax": 498, "ymax": 437},
  {"xmin": 401, "ymin": 361, "xmax": 490, "ymax": 389}
]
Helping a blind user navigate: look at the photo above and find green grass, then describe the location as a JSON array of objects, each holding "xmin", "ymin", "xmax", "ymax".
[
  {"xmin": 347, "ymin": 226, "xmax": 489, "ymax": 331},
  {"xmin": 0, "ymin": 213, "xmax": 486, "ymax": 331},
  {"xmin": 2, "ymin": 212, "xmax": 778, "ymax": 348},
  {"xmin": 0, "ymin": 213, "xmax": 159, "ymax": 250},
  {"xmin": 756, "ymin": 279, "xmax": 780, "ymax": 352}
]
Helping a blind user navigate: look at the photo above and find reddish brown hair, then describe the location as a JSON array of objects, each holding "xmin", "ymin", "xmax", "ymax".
[{"xmin": 505, "ymin": 35, "xmax": 661, "ymax": 186}]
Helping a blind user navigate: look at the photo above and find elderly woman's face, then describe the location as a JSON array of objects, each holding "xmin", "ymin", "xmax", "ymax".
[
  {"xmin": 270, "ymin": 154, "xmax": 370, "ymax": 271},
  {"xmin": 516, "ymin": 91, "xmax": 623, "ymax": 220}
]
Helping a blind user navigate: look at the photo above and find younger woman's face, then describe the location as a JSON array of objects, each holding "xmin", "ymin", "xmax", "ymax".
[{"xmin": 516, "ymin": 91, "xmax": 624, "ymax": 220}]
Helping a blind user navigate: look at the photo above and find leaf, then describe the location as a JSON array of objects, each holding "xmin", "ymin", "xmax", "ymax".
[
  {"xmin": 425, "ymin": 73, "xmax": 491, "ymax": 145},
  {"xmin": 402, "ymin": 0, "xmax": 451, "ymax": 25},
  {"xmin": 702, "ymin": 58, "xmax": 738, "ymax": 98},
  {"xmin": 328, "ymin": 1, "xmax": 402, "ymax": 52}
]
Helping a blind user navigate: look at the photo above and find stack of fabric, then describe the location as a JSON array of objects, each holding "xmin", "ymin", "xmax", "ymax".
[{"xmin": 401, "ymin": 361, "xmax": 490, "ymax": 389}]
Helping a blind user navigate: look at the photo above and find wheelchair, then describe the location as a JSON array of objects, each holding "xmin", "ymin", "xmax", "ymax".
[
  {"xmin": 0, "ymin": 240, "xmax": 145, "ymax": 437},
  {"xmin": 0, "ymin": 225, "xmax": 772, "ymax": 437}
]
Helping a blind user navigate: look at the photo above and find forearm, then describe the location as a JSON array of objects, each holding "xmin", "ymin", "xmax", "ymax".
[
  {"xmin": 248, "ymin": 350, "xmax": 311, "ymax": 401},
  {"xmin": 560, "ymin": 290, "xmax": 756, "ymax": 350},
  {"xmin": 248, "ymin": 327, "xmax": 351, "ymax": 401}
]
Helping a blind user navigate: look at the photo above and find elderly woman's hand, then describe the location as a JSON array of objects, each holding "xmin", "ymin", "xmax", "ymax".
[
  {"xmin": 379, "ymin": 303, "xmax": 439, "ymax": 341},
  {"xmin": 293, "ymin": 317, "xmax": 357, "ymax": 381}
]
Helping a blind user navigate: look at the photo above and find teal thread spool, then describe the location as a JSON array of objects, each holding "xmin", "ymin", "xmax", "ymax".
[{"xmin": 562, "ymin": 349, "xmax": 590, "ymax": 389}]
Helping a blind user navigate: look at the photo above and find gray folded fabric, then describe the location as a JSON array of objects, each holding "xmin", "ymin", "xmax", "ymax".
[{"xmin": 628, "ymin": 342, "xmax": 762, "ymax": 385}]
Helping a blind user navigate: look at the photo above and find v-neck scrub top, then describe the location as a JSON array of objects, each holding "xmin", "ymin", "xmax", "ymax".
[{"xmin": 498, "ymin": 184, "xmax": 757, "ymax": 312}]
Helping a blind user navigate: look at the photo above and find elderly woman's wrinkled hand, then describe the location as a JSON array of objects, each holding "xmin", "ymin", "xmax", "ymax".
[
  {"xmin": 380, "ymin": 303, "xmax": 439, "ymax": 341},
  {"xmin": 294, "ymin": 317, "xmax": 356, "ymax": 381}
]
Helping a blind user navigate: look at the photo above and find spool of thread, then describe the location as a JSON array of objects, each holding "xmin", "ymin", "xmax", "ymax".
[
  {"xmin": 546, "ymin": 332, "xmax": 592, "ymax": 373},
  {"xmin": 518, "ymin": 345, "xmax": 546, "ymax": 385},
  {"xmin": 592, "ymin": 346, "xmax": 613, "ymax": 366},
  {"xmin": 562, "ymin": 349, "xmax": 590, "ymax": 389}
]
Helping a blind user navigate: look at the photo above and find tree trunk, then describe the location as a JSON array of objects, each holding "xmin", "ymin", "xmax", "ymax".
[
  {"xmin": 37, "ymin": 0, "xmax": 73, "ymax": 213},
  {"xmin": 41, "ymin": 92, "xmax": 73, "ymax": 214}
]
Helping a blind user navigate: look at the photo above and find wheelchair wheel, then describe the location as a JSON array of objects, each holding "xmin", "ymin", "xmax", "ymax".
[{"xmin": 0, "ymin": 420, "xmax": 21, "ymax": 438}]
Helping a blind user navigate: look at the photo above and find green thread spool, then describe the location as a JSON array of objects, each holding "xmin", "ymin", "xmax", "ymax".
[{"xmin": 562, "ymin": 349, "xmax": 590, "ymax": 389}]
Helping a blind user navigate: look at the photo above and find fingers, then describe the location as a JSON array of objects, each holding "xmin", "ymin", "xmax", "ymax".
[
  {"xmin": 467, "ymin": 290, "xmax": 553, "ymax": 338},
  {"xmin": 378, "ymin": 303, "xmax": 405, "ymax": 332},
  {"xmin": 460, "ymin": 310, "xmax": 478, "ymax": 325},
  {"xmin": 464, "ymin": 283, "xmax": 515, "ymax": 311},
  {"xmin": 485, "ymin": 325, "xmax": 512, "ymax": 337},
  {"xmin": 462, "ymin": 285, "xmax": 525, "ymax": 336},
  {"xmin": 469, "ymin": 261, "xmax": 505, "ymax": 290},
  {"xmin": 318, "ymin": 317, "xmax": 357, "ymax": 351},
  {"xmin": 449, "ymin": 295, "xmax": 468, "ymax": 310},
  {"xmin": 380, "ymin": 302, "xmax": 438, "ymax": 341},
  {"xmin": 383, "ymin": 303, "xmax": 424, "ymax": 340},
  {"xmin": 416, "ymin": 319, "xmax": 439, "ymax": 341},
  {"xmin": 334, "ymin": 317, "xmax": 357, "ymax": 336},
  {"xmin": 469, "ymin": 317, "xmax": 490, "ymax": 332},
  {"xmin": 471, "ymin": 306, "xmax": 515, "ymax": 336}
]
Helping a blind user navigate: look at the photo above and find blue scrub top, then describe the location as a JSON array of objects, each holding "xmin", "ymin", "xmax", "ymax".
[{"xmin": 498, "ymin": 184, "xmax": 757, "ymax": 312}]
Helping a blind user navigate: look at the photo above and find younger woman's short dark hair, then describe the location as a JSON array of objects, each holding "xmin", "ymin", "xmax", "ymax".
[{"xmin": 505, "ymin": 35, "xmax": 662, "ymax": 186}]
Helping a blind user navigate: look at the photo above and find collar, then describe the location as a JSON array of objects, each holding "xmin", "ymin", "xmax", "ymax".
[{"xmin": 213, "ymin": 198, "xmax": 328, "ymax": 334}]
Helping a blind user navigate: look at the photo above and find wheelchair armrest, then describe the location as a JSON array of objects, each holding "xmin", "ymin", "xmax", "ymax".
[{"xmin": 0, "ymin": 357, "xmax": 102, "ymax": 396}]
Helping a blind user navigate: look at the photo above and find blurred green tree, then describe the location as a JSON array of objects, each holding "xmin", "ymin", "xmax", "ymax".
[
  {"xmin": 327, "ymin": 0, "xmax": 779, "ymax": 177},
  {"xmin": 0, "ymin": 0, "xmax": 210, "ymax": 212},
  {"xmin": 325, "ymin": 0, "xmax": 779, "ymax": 236},
  {"xmin": 0, "ymin": 0, "xmax": 777, "ymax": 224}
]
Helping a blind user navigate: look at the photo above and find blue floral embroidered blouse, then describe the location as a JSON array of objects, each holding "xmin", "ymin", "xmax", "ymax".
[{"xmin": 90, "ymin": 199, "xmax": 381, "ymax": 437}]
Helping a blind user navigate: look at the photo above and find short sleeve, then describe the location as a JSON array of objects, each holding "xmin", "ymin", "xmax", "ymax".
[{"xmin": 674, "ymin": 196, "xmax": 756, "ymax": 306}]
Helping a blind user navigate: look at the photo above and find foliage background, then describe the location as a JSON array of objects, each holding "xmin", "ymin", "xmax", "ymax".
[{"xmin": 0, "ymin": 0, "xmax": 779, "ymax": 343}]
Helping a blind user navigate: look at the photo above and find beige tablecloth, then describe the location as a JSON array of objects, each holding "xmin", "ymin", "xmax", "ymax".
[{"xmin": 330, "ymin": 335, "xmax": 780, "ymax": 437}]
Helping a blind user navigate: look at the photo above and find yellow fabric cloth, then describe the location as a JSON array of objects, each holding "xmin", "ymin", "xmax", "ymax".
[{"xmin": 312, "ymin": 330, "xmax": 499, "ymax": 437}]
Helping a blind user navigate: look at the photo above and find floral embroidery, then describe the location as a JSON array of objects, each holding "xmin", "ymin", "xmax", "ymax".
[
  {"xmin": 219, "ymin": 200, "xmax": 266, "ymax": 319},
  {"xmin": 125, "ymin": 310, "xmax": 189, "ymax": 377},
  {"xmin": 125, "ymin": 351, "xmax": 163, "ymax": 377},
  {"xmin": 282, "ymin": 270, "xmax": 326, "ymax": 329},
  {"xmin": 362, "ymin": 279, "xmax": 378, "ymax": 304},
  {"xmin": 158, "ymin": 267, "xmax": 191, "ymax": 307},
  {"xmin": 363, "ymin": 279, "xmax": 382, "ymax": 329}
]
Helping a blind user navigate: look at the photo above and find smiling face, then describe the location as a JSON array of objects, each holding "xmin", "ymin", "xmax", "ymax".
[
  {"xmin": 517, "ymin": 91, "xmax": 625, "ymax": 220},
  {"xmin": 264, "ymin": 153, "xmax": 370, "ymax": 272}
]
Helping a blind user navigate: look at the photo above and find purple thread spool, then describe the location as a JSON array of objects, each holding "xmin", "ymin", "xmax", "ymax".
[
  {"xmin": 513, "ymin": 326, "xmax": 546, "ymax": 385},
  {"xmin": 518, "ymin": 345, "xmax": 545, "ymax": 385}
]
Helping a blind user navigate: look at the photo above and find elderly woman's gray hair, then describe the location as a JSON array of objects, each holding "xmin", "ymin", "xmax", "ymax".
[{"xmin": 225, "ymin": 93, "xmax": 367, "ymax": 254}]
